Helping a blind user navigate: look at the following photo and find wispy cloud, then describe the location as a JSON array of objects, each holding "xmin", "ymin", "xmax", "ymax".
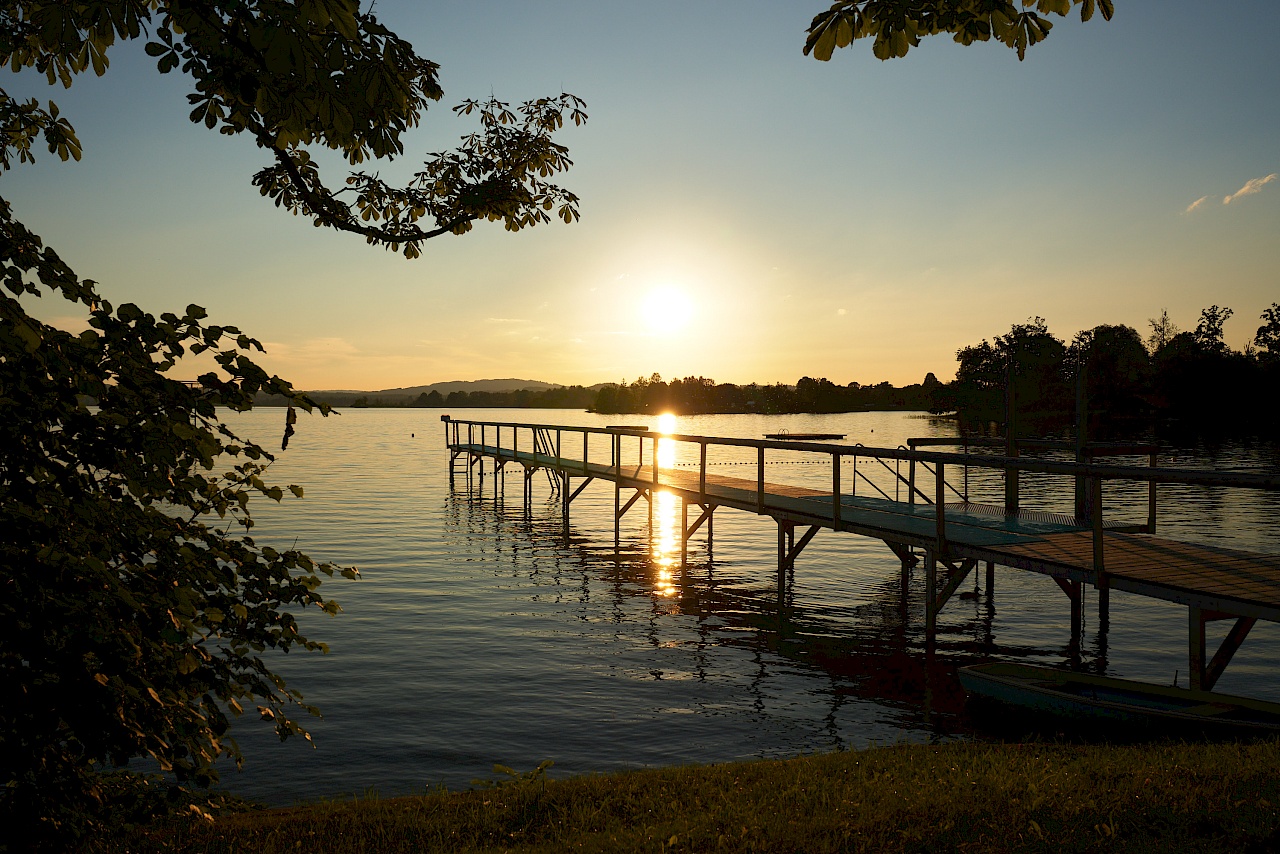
[
  {"xmin": 1223, "ymin": 173, "xmax": 1277, "ymax": 205},
  {"xmin": 1184, "ymin": 195, "xmax": 1210, "ymax": 214}
]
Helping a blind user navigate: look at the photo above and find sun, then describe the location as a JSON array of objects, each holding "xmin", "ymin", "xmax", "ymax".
[{"xmin": 640, "ymin": 286, "xmax": 694, "ymax": 334}]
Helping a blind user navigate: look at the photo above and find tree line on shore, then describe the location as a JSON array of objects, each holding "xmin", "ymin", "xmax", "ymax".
[
  {"xmin": 592, "ymin": 374, "xmax": 938, "ymax": 414},
  {"xmin": 369, "ymin": 385, "xmax": 597, "ymax": 409},
  {"xmin": 318, "ymin": 374, "xmax": 939, "ymax": 414},
  {"xmin": 940, "ymin": 304, "xmax": 1280, "ymax": 438}
]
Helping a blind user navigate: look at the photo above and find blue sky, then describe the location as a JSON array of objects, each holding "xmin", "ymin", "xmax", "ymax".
[{"xmin": 5, "ymin": 1, "xmax": 1278, "ymax": 389}]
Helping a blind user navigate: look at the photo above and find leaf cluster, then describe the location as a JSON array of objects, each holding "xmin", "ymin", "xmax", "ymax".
[
  {"xmin": 805, "ymin": 0, "xmax": 1115, "ymax": 62},
  {"xmin": 0, "ymin": 202, "xmax": 357, "ymax": 846},
  {"xmin": 255, "ymin": 92, "xmax": 588, "ymax": 258},
  {"xmin": 1, "ymin": 1, "xmax": 587, "ymax": 259},
  {"xmin": 0, "ymin": 0, "xmax": 586, "ymax": 848}
]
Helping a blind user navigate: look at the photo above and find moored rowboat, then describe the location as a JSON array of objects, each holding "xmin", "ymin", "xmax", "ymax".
[{"xmin": 958, "ymin": 662, "xmax": 1280, "ymax": 734}]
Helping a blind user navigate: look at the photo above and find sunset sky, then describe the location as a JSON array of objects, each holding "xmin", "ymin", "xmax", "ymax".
[{"xmin": 6, "ymin": 1, "xmax": 1278, "ymax": 390}]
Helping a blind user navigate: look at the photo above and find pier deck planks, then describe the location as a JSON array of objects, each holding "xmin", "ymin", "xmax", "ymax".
[{"xmin": 458, "ymin": 443, "xmax": 1280, "ymax": 621}]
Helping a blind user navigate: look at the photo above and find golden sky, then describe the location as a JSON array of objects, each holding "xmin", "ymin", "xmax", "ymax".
[{"xmin": 7, "ymin": 1, "xmax": 1279, "ymax": 390}]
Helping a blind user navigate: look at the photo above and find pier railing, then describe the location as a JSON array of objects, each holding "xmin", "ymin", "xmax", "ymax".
[{"xmin": 442, "ymin": 416, "xmax": 1280, "ymax": 579}]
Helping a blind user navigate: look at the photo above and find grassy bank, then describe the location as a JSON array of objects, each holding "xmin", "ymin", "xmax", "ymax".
[{"xmin": 122, "ymin": 740, "xmax": 1280, "ymax": 853}]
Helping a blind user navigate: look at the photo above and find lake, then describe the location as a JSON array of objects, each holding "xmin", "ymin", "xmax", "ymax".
[{"xmin": 218, "ymin": 408, "xmax": 1280, "ymax": 804}]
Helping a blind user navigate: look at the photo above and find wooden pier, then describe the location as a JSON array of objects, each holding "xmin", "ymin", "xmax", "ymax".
[{"xmin": 441, "ymin": 416, "xmax": 1280, "ymax": 693}]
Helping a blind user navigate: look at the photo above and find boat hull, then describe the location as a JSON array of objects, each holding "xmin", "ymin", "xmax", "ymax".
[{"xmin": 959, "ymin": 662, "xmax": 1280, "ymax": 735}]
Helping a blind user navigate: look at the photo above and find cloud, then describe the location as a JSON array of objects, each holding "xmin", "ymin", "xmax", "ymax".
[
  {"xmin": 1223, "ymin": 173, "xmax": 1277, "ymax": 205},
  {"xmin": 1184, "ymin": 195, "xmax": 1210, "ymax": 214}
]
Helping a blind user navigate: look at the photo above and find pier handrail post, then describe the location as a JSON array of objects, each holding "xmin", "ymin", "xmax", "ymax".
[
  {"xmin": 513, "ymin": 425, "xmax": 518, "ymax": 460},
  {"xmin": 555, "ymin": 429, "xmax": 561, "ymax": 469},
  {"xmin": 909, "ymin": 455, "xmax": 916, "ymax": 507},
  {"xmin": 481, "ymin": 423, "xmax": 485, "ymax": 452},
  {"xmin": 468, "ymin": 423, "xmax": 473, "ymax": 448},
  {"xmin": 614, "ymin": 433, "xmax": 620, "ymax": 479},
  {"xmin": 652, "ymin": 435, "xmax": 659, "ymax": 488},
  {"xmin": 935, "ymin": 461, "xmax": 947, "ymax": 559},
  {"xmin": 583, "ymin": 430, "xmax": 589, "ymax": 475},
  {"xmin": 699, "ymin": 441, "xmax": 707, "ymax": 502},
  {"xmin": 1092, "ymin": 474, "xmax": 1106, "ymax": 584},
  {"xmin": 852, "ymin": 449, "xmax": 857, "ymax": 497},
  {"xmin": 832, "ymin": 452, "xmax": 841, "ymax": 526},
  {"xmin": 1004, "ymin": 440, "xmax": 1020, "ymax": 515},
  {"xmin": 757, "ymin": 446, "xmax": 765, "ymax": 513},
  {"xmin": 1148, "ymin": 452, "xmax": 1158, "ymax": 534}
]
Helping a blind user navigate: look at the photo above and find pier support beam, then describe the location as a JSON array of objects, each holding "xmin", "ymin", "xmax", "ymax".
[
  {"xmin": 1053, "ymin": 577, "xmax": 1084, "ymax": 652},
  {"xmin": 883, "ymin": 540, "xmax": 919, "ymax": 568},
  {"xmin": 1189, "ymin": 608, "xmax": 1257, "ymax": 691},
  {"xmin": 614, "ymin": 486, "xmax": 650, "ymax": 544},
  {"xmin": 522, "ymin": 465, "xmax": 537, "ymax": 514},
  {"xmin": 926, "ymin": 556, "xmax": 977, "ymax": 641},
  {"xmin": 776, "ymin": 521, "xmax": 820, "ymax": 610},
  {"xmin": 679, "ymin": 502, "xmax": 714, "ymax": 568}
]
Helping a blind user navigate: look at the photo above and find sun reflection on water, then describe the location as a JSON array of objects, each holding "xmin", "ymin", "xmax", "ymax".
[
  {"xmin": 651, "ymin": 490, "xmax": 681, "ymax": 598},
  {"xmin": 651, "ymin": 413, "xmax": 680, "ymax": 598}
]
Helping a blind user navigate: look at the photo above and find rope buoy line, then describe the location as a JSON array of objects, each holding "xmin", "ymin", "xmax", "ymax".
[{"xmin": 669, "ymin": 460, "xmax": 901, "ymax": 466}]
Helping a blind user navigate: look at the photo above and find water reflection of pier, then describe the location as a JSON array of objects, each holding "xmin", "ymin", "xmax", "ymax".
[
  {"xmin": 442, "ymin": 477, "xmax": 979, "ymax": 738},
  {"xmin": 442, "ymin": 416, "xmax": 1280, "ymax": 697}
]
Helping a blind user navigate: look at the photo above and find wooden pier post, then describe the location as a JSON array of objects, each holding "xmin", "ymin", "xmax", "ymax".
[
  {"xmin": 1148, "ymin": 452, "xmax": 1158, "ymax": 534},
  {"xmin": 985, "ymin": 561, "xmax": 995, "ymax": 599},
  {"xmin": 681, "ymin": 497, "xmax": 688, "ymax": 568},
  {"xmin": 1074, "ymin": 369, "xmax": 1089, "ymax": 522},
  {"xmin": 1004, "ymin": 356, "xmax": 1019, "ymax": 515},
  {"xmin": 561, "ymin": 471, "xmax": 570, "ymax": 546},
  {"xmin": 925, "ymin": 549, "xmax": 937, "ymax": 641},
  {"xmin": 776, "ymin": 521, "xmax": 788, "ymax": 610},
  {"xmin": 1189, "ymin": 607, "xmax": 1206, "ymax": 691},
  {"xmin": 934, "ymin": 462, "xmax": 948, "ymax": 560},
  {"xmin": 1092, "ymin": 476, "xmax": 1107, "ymax": 590}
]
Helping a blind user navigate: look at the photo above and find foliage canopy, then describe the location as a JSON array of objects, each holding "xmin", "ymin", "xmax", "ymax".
[
  {"xmin": 0, "ymin": 0, "xmax": 585, "ymax": 846},
  {"xmin": 943, "ymin": 306, "xmax": 1280, "ymax": 436},
  {"xmin": 805, "ymin": 0, "xmax": 1115, "ymax": 62}
]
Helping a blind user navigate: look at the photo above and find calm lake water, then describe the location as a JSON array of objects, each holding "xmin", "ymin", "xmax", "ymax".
[{"xmin": 218, "ymin": 408, "xmax": 1280, "ymax": 804}]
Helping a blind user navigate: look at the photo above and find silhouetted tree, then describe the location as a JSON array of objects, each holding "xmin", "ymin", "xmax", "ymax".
[
  {"xmin": 951, "ymin": 318, "xmax": 1068, "ymax": 432},
  {"xmin": 1147, "ymin": 308, "xmax": 1180, "ymax": 355},
  {"xmin": 1067, "ymin": 324, "xmax": 1152, "ymax": 429},
  {"xmin": 1, "ymin": 0, "xmax": 586, "ymax": 844},
  {"xmin": 1255, "ymin": 303, "xmax": 1280, "ymax": 362}
]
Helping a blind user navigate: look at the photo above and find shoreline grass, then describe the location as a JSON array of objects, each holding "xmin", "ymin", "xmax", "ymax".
[{"xmin": 118, "ymin": 740, "xmax": 1280, "ymax": 853}]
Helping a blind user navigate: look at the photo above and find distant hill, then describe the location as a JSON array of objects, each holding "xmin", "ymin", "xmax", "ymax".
[
  {"xmin": 255, "ymin": 378, "xmax": 564, "ymax": 407},
  {"xmin": 364, "ymin": 378, "xmax": 561, "ymax": 397}
]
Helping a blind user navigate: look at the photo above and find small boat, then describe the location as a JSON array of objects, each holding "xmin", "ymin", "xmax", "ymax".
[
  {"xmin": 958, "ymin": 662, "xmax": 1280, "ymax": 735},
  {"xmin": 763, "ymin": 432, "xmax": 846, "ymax": 440}
]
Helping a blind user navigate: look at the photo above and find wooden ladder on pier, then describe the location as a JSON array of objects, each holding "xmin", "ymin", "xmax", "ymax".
[{"xmin": 532, "ymin": 427, "xmax": 561, "ymax": 495}]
